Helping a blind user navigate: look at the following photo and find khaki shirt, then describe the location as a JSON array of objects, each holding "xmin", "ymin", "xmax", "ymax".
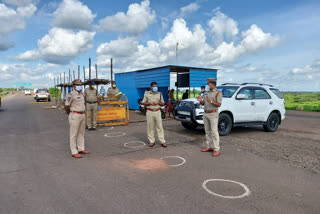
[
  {"xmin": 65, "ymin": 90, "xmax": 85, "ymax": 112},
  {"xmin": 204, "ymin": 88, "xmax": 223, "ymax": 111},
  {"xmin": 142, "ymin": 91, "xmax": 164, "ymax": 110},
  {"xmin": 107, "ymin": 87, "xmax": 119, "ymax": 96},
  {"xmin": 84, "ymin": 88, "xmax": 99, "ymax": 103}
]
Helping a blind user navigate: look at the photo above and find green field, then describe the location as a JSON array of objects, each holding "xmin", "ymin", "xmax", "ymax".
[{"xmin": 283, "ymin": 92, "xmax": 320, "ymax": 112}]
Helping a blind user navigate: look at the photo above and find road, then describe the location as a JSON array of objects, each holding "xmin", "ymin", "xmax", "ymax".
[{"xmin": 0, "ymin": 93, "xmax": 319, "ymax": 214}]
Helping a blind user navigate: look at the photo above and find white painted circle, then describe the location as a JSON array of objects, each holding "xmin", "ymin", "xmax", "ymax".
[
  {"xmin": 202, "ymin": 179, "xmax": 250, "ymax": 199},
  {"xmin": 160, "ymin": 156, "xmax": 186, "ymax": 167},
  {"xmin": 124, "ymin": 141, "xmax": 146, "ymax": 148},
  {"xmin": 105, "ymin": 127, "xmax": 114, "ymax": 131},
  {"xmin": 104, "ymin": 132, "xmax": 126, "ymax": 137}
]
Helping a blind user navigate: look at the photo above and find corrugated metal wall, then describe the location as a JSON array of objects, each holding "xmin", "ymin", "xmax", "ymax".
[
  {"xmin": 115, "ymin": 72, "xmax": 140, "ymax": 110},
  {"xmin": 135, "ymin": 67, "xmax": 170, "ymax": 88},
  {"xmin": 189, "ymin": 69, "xmax": 217, "ymax": 87},
  {"xmin": 116, "ymin": 67, "xmax": 217, "ymax": 110}
]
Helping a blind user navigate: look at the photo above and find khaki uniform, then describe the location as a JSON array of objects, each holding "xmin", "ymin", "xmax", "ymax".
[
  {"xmin": 107, "ymin": 87, "xmax": 119, "ymax": 96},
  {"xmin": 65, "ymin": 90, "xmax": 86, "ymax": 155},
  {"xmin": 142, "ymin": 91, "xmax": 165, "ymax": 143},
  {"xmin": 203, "ymin": 88, "xmax": 223, "ymax": 151},
  {"xmin": 84, "ymin": 88, "xmax": 99, "ymax": 129}
]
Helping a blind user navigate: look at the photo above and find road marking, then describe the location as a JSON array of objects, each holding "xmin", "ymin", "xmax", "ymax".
[
  {"xmin": 124, "ymin": 141, "xmax": 146, "ymax": 148},
  {"xmin": 202, "ymin": 179, "xmax": 250, "ymax": 199},
  {"xmin": 160, "ymin": 156, "xmax": 186, "ymax": 167},
  {"xmin": 104, "ymin": 132, "xmax": 126, "ymax": 137},
  {"xmin": 105, "ymin": 127, "xmax": 114, "ymax": 131}
]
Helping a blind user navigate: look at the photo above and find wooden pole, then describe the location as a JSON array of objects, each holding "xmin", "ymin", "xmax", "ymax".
[
  {"xmin": 78, "ymin": 65, "xmax": 80, "ymax": 79},
  {"xmin": 111, "ymin": 58, "xmax": 113, "ymax": 83},
  {"xmin": 83, "ymin": 66, "xmax": 86, "ymax": 81},
  {"xmin": 95, "ymin": 64, "xmax": 98, "ymax": 79},
  {"xmin": 89, "ymin": 58, "xmax": 91, "ymax": 80}
]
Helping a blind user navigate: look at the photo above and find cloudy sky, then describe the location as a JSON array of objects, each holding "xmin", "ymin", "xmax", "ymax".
[{"xmin": 0, "ymin": 0, "xmax": 319, "ymax": 91}]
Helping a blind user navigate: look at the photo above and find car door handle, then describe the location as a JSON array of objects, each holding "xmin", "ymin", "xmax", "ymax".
[
  {"xmin": 269, "ymin": 101, "xmax": 273, "ymax": 105},
  {"xmin": 251, "ymin": 102, "xmax": 255, "ymax": 106}
]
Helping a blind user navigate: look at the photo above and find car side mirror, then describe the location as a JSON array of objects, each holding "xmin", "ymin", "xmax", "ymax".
[{"xmin": 236, "ymin": 94, "xmax": 246, "ymax": 99}]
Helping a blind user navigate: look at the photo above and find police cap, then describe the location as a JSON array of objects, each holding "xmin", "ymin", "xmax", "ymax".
[
  {"xmin": 72, "ymin": 79, "xmax": 82, "ymax": 85},
  {"xmin": 207, "ymin": 78, "xmax": 217, "ymax": 83}
]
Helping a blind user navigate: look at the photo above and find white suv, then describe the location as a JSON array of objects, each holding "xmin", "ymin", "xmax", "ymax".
[{"xmin": 174, "ymin": 83, "xmax": 286, "ymax": 135}]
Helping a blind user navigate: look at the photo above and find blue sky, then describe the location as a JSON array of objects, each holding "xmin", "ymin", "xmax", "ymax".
[{"xmin": 0, "ymin": 0, "xmax": 319, "ymax": 91}]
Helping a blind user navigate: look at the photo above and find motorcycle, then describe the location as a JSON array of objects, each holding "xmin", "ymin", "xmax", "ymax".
[{"xmin": 138, "ymin": 97, "xmax": 166, "ymax": 119}]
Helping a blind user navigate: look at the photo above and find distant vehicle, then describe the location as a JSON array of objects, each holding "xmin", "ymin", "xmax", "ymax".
[
  {"xmin": 174, "ymin": 83, "xmax": 286, "ymax": 135},
  {"xmin": 25, "ymin": 90, "xmax": 31, "ymax": 96},
  {"xmin": 35, "ymin": 89, "xmax": 51, "ymax": 102}
]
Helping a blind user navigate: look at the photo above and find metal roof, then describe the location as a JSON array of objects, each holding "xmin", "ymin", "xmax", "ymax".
[{"xmin": 116, "ymin": 65, "xmax": 218, "ymax": 74}]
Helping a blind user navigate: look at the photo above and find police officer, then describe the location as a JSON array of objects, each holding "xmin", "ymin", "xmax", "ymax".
[
  {"xmin": 65, "ymin": 79, "xmax": 89, "ymax": 158},
  {"xmin": 197, "ymin": 78, "xmax": 222, "ymax": 156},
  {"xmin": 107, "ymin": 81, "xmax": 119, "ymax": 96},
  {"xmin": 142, "ymin": 82, "xmax": 167, "ymax": 148},
  {"xmin": 84, "ymin": 81, "xmax": 100, "ymax": 130}
]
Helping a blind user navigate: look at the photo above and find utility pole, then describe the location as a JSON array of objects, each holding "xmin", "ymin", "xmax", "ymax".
[
  {"xmin": 176, "ymin": 42, "xmax": 179, "ymax": 65},
  {"xmin": 95, "ymin": 64, "xmax": 98, "ymax": 79},
  {"xmin": 89, "ymin": 58, "xmax": 91, "ymax": 80}
]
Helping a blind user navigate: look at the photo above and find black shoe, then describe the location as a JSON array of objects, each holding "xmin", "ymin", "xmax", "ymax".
[
  {"xmin": 92, "ymin": 128, "xmax": 96, "ymax": 130},
  {"xmin": 88, "ymin": 128, "xmax": 93, "ymax": 131}
]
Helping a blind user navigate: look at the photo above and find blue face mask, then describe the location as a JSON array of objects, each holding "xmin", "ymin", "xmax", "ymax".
[
  {"xmin": 152, "ymin": 87, "xmax": 158, "ymax": 92},
  {"xmin": 205, "ymin": 85, "xmax": 210, "ymax": 91}
]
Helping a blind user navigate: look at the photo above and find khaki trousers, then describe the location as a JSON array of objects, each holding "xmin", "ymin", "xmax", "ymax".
[
  {"xmin": 146, "ymin": 110, "xmax": 165, "ymax": 143},
  {"xmin": 86, "ymin": 103, "xmax": 98, "ymax": 128},
  {"xmin": 203, "ymin": 112, "xmax": 220, "ymax": 151},
  {"xmin": 69, "ymin": 113, "xmax": 85, "ymax": 155}
]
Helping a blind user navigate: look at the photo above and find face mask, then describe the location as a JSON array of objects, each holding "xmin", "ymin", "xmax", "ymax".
[
  {"xmin": 75, "ymin": 85, "xmax": 82, "ymax": 91},
  {"xmin": 112, "ymin": 84, "xmax": 116, "ymax": 88},
  {"xmin": 152, "ymin": 87, "xmax": 158, "ymax": 92},
  {"xmin": 201, "ymin": 89, "xmax": 205, "ymax": 92},
  {"xmin": 205, "ymin": 85, "xmax": 210, "ymax": 91}
]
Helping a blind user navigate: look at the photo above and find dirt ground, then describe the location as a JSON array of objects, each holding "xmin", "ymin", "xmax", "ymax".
[{"xmin": 163, "ymin": 110, "xmax": 320, "ymax": 174}]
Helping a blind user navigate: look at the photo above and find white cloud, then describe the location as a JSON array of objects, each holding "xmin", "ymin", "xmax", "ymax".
[
  {"xmin": 0, "ymin": 3, "xmax": 36, "ymax": 50},
  {"xmin": 208, "ymin": 11, "xmax": 238, "ymax": 45},
  {"xmin": 291, "ymin": 60, "xmax": 320, "ymax": 74},
  {"xmin": 96, "ymin": 17, "xmax": 280, "ymax": 70},
  {"xmin": 2, "ymin": 0, "xmax": 37, "ymax": 6},
  {"xmin": 180, "ymin": 2, "xmax": 200, "ymax": 17},
  {"xmin": 16, "ymin": 28, "xmax": 95, "ymax": 64},
  {"xmin": 0, "ymin": 63, "xmax": 59, "ymax": 84},
  {"xmin": 97, "ymin": 0, "xmax": 156, "ymax": 34},
  {"xmin": 53, "ymin": 0, "xmax": 96, "ymax": 30}
]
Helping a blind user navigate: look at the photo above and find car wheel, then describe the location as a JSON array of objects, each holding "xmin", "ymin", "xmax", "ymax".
[
  {"xmin": 36, "ymin": 99, "xmax": 39, "ymax": 102},
  {"xmin": 181, "ymin": 122, "xmax": 198, "ymax": 130},
  {"xmin": 218, "ymin": 113, "xmax": 232, "ymax": 136},
  {"xmin": 263, "ymin": 112, "xmax": 280, "ymax": 132}
]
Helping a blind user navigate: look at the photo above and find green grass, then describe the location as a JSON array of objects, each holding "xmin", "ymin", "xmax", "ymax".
[{"xmin": 283, "ymin": 92, "xmax": 320, "ymax": 112}]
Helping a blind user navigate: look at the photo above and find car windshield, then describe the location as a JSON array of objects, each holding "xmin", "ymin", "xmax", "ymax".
[
  {"xmin": 270, "ymin": 88, "xmax": 284, "ymax": 99},
  {"xmin": 37, "ymin": 89, "xmax": 48, "ymax": 93},
  {"xmin": 216, "ymin": 86, "xmax": 239, "ymax": 98}
]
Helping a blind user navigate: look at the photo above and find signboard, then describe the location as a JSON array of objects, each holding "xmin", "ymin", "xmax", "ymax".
[{"xmin": 97, "ymin": 107, "xmax": 126, "ymax": 121}]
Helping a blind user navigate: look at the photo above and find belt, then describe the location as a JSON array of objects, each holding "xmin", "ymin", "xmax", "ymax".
[
  {"xmin": 147, "ymin": 108, "xmax": 160, "ymax": 112},
  {"xmin": 205, "ymin": 110, "xmax": 218, "ymax": 113},
  {"xmin": 72, "ymin": 111, "xmax": 85, "ymax": 114},
  {"xmin": 86, "ymin": 101, "xmax": 97, "ymax": 104}
]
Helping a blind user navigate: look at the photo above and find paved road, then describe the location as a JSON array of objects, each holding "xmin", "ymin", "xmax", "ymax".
[{"xmin": 1, "ymin": 93, "xmax": 319, "ymax": 214}]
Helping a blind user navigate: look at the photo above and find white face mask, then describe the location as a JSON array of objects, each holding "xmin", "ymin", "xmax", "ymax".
[
  {"xmin": 205, "ymin": 85, "xmax": 210, "ymax": 91},
  {"xmin": 75, "ymin": 85, "xmax": 82, "ymax": 91}
]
